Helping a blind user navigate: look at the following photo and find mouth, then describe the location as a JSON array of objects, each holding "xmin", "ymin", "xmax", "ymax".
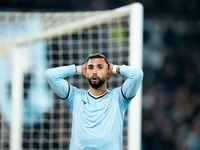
[{"xmin": 91, "ymin": 76, "xmax": 99, "ymax": 82}]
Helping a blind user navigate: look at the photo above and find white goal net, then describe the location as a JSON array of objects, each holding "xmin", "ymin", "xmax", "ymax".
[{"xmin": 0, "ymin": 3, "xmax": 143, "ymax": 150}]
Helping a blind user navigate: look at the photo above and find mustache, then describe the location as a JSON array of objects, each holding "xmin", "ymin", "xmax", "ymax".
[{"xmin": 89, "ymin": 75, "xmax": 100, "ymax": 80}]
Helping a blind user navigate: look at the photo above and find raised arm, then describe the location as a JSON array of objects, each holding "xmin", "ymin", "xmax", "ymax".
[
  {"xmin": 112, "ymin": 65, "xmax": 143, "ymax": 100},
  {"xmin": 45, "ymin": 64, "xmax": 84, "ymax": 99}
]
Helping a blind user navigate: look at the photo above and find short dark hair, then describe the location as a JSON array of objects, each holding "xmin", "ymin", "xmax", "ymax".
[{"xmin": 86, "ymin": 53, "xmax": 110, "ymax": 69}]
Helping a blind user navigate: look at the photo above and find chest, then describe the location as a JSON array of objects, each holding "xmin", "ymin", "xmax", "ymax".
[
  {"xmin": 71, "ymin": 92, "xmax": 124, "ymax": 138},
  {"xmin": 73, "ymin": 93, "xmax": 120, "ymax": 120}
]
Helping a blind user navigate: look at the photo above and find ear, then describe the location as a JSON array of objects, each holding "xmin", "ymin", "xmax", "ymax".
[
  {"xmin": 84, "ymin": 68, "xmax": 88, "ymax": 78},
  {"xmin": 107, "ymin": 63, "xmax": 113, "ymax": 80},
  {"xmin": 107, "ymin": 69, "xmax": 110, "ymax": 76},
  {"xmin": 106, "ymin": 69, "xmax": 111, "ymax": 80},
  {"xmin": 107, "ymin": 72, "xmax": 110, "ymax": 80},
  {"xmin": 81, "ymin": 63, "xmax": 87, "ymax": 78}
]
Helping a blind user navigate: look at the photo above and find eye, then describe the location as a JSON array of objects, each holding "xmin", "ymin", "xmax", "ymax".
[
  {"xmin": 99, "ymin": 66, "xmax": 103, "ymax": 69},
  {"xmin": 88, "ymin": 66, "xmax": 93, "ymax": 69}
]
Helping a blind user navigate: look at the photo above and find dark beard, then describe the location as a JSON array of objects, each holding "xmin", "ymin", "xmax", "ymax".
[{"xmin": 88, "ymin": 76, "xmax": 106, "ymax": 89}]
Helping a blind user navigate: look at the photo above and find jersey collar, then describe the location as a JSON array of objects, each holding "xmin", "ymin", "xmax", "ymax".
[{"xmin": 88, "ymin": 90, "xmax": 109, "ymax": 99}]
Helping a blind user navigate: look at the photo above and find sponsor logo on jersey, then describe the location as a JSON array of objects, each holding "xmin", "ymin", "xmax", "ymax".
[{"xmin": 83, "ymin": 100, "xmax": 89, "ymax": 105}]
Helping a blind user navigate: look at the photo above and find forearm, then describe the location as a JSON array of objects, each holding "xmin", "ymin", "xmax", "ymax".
[
  {"xmin": 115, "ymin": 65, "xmax": 143, "ymax": 99},
  {"xmin": 76, "ymin": 65, "xmax": 83, "ymax": 74},
  {"xmin": 45, "ymin": 65, "xmax": 76, "ymax": 99},
  {"xmin": 112, "ymin": 65, "xmax": 121, "ymax": 74}
]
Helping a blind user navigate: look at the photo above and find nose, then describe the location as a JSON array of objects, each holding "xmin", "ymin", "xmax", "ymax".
[
  {"xmin": 92, "ymin": 67, "xmax": 97, "ymax": 75},
  {"xmin": 92, "ymin": 70, "xmax": 97, "ymax": 75},
  {"xmin": 93, "ymin": 73, "xmax": 97, "ymax": 76}
]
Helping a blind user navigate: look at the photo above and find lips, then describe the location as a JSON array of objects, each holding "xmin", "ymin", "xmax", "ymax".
[{"xmin": 91, "ymin": 76, "xmax": 99, "ymax": 82}]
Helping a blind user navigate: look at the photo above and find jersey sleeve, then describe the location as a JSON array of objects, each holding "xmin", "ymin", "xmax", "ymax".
[
  {"xmin": 45, "ymin": 64, "xmax": 77, "ymax": 100},
  {"xmin": 116, "ymin": 65, "xmax": 143, "ymax": 111},
  {"xmin": 63, "ymin": 84, "xmax": 81, "ymax": 110},
  {"xmin": 120, "ymin": 65, "xmax": 143, "ymax": 100}
]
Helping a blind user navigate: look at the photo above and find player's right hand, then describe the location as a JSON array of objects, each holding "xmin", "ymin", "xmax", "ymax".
[{"xmin": 81, "ymin": 63, "xmax": 87, "ymax": 78}]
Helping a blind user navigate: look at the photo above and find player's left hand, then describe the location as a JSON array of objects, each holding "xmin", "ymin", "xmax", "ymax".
[{"xmin": 107, "ymin": 63, "xmax": 114, "ymax": 80}]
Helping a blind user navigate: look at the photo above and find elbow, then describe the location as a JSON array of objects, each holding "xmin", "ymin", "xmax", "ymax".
[
  {"xmin": 45, "ymin": 69, "xmax": 53, "ymax": 80},
  {"xmin": 132, "ymin": 69, "xmax": 144, "ymax": 84},
  {"xmin": 135, "ymin": 68, "xmax": 144, "ymax": 79}
]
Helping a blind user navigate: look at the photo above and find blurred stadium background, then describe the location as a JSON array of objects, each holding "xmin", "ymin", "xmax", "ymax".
[{"xmin": 0, "ymin": 0, "xmax": 200, "ymax": 150}]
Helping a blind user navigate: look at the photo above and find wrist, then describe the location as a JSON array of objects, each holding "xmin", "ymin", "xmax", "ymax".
[
  {"xmin": 76, "ymin": 66, "xmax": 82, "ymax": 74},
  {"xmin": 112, "ymin": 65, "xmax": 118, "ymax": 74}
]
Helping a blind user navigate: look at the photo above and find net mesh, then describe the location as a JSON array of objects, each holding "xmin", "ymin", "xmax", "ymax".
[{"xmin": 0, "ymin": 11, "xmax": 130, "ymax": 150}]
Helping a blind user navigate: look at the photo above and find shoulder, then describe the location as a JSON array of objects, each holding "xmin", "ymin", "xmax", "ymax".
[
  {"xmin": 110, "ymin": 87, "xmax": 122, "ymax": 97},
  {"xmin": 111, "ymin": 86, "xmax": 132, "ymax": 100},
  {"xmin": 63, "ymin": 85, "xmax": 87, "ymax": 105},
  {"xmin": 69, "ymin": 84, "xmax": 87, "ymax": 95}
]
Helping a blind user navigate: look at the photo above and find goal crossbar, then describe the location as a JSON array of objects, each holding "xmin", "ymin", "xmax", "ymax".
[{"xmin": 0, "ymin": 4, "xmax": 135, "ymax": 50}]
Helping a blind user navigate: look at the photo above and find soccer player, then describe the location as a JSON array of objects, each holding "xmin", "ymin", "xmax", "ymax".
[{"xmin": 45, "ymin": 53, "xmax": 143, "ymax": 150}]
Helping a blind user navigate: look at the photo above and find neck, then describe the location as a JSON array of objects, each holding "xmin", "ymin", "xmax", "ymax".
[{"xmin": 89, "ymin": 83, "xmax": 107, "ymax": 96}]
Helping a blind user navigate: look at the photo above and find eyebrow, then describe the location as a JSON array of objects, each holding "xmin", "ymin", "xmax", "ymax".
[{"xmin": 87, "ymin": 64, "xmax": 106, "ymax": 67}]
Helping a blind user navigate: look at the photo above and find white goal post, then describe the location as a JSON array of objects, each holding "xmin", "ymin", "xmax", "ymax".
[{"xmin": 0, "ymin": 3, "xmax": 143, "ymax": 150}]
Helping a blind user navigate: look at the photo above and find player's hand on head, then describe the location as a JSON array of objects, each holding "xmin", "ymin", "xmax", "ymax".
[
  {"xmin": 81, "ymin": 63, "xmax": 87, "ymax": 78},
  {"xmin": 107, "ymin": 63, "xmax": 114, "ymax": 80}
]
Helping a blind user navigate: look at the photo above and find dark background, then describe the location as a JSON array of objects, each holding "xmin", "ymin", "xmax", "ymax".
[{"xmin": 0, "ymin": 0, "xmax": 200, "ymax": 15}]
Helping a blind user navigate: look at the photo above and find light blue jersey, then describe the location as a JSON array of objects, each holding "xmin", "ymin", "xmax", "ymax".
[{"xmin": 45, "ymin": 64, "xmax": 143, "ymax": 150}]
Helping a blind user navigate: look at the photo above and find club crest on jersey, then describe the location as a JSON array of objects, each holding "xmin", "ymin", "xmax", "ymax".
[{"xmin": 100, "ymin": 97, "xmax": 111, "ymax": 107}]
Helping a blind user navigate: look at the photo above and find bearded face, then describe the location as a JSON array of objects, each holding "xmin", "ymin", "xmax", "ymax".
[
  {"xmin": 88, "ymin": 75, "xmax": 107, "ymax": 89},
  {"xmin": 86, "ymin": 58, "xmax": 109, "ymax": 89}
]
